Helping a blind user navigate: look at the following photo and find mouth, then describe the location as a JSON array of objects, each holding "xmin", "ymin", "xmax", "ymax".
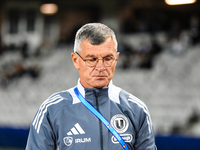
[{"xmin": 94, "ymin": 75, "xmax": 107, "ymax": 78}]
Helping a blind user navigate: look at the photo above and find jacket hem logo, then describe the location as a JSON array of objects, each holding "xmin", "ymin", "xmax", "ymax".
[{"xmin": 111, "ymin": 134, "xmax": 132, "ymax": 143}]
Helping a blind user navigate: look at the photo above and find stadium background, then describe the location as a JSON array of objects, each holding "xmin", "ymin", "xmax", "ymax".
[{"xmin": 0, "ymin": 0, "xmax": 200, "ymax": 149}]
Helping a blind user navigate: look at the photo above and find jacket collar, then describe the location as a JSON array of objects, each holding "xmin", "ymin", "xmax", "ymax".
[{"xmin": 72, "ymin": 78, "xmax": 121, "ymax": 104}]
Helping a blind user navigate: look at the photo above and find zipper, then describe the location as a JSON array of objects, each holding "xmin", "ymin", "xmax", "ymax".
[{"xmin": 95, "ymin": 90, "xmax": 103, "ymax": 150}]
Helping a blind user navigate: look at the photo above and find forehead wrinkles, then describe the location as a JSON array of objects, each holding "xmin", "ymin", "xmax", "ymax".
[{"xmin": 80, "ymin": 38, "xmax": 116, "ymax": 55}]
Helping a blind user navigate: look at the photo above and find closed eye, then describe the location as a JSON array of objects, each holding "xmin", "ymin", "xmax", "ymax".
[
  {"xmin": 104, "ymin": 56, "xmax": 113, "ymax": 61},
  {"xmin": 87, "ymin": 57, "xmax": 97, "ymax": 62}
]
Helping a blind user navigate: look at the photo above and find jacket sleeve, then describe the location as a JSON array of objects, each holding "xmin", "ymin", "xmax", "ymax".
[
  {"xmin": 134, "ymin": 107, "xmax": 157, "ymax": 150},
  {"xmin": 25, "ymin": 110, "xmax": 56, "ymax": 150}
]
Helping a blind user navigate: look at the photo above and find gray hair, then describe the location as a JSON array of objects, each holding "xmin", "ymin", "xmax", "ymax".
[{"xmin": 74, "ymin": 23, "xmax": 118, "ymax": 53}]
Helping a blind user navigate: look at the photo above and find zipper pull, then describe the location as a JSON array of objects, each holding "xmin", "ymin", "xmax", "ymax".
[{"xmin": 93, "ymin": 89, "xmax": 99, "ymax": 97}]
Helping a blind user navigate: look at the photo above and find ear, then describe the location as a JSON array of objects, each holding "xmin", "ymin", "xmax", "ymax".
[
  {"xmin": 71, "ymin": 53, "xmax": 80, "ymax": 70},
  {"xmin": 116, "ymin": 52, "xmax": 120, "ymax": 59},
  {"xmin": 115, "ymin": 52, "xmax": 120, "ymax": 65}
]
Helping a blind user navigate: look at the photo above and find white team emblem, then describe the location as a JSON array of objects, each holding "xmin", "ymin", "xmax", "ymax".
[
  {"xmin": 110, "ymin": 114, "xmax": 129, "ymax": 133},
  {"xmin": 63, "ymin": 137, "xmax": 73, "ymax": 146}
]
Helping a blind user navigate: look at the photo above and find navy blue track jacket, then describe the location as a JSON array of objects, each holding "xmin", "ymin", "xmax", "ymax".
[{"xmin": 26, "ymin": 80, "xmax": 157, "ymax": 150}]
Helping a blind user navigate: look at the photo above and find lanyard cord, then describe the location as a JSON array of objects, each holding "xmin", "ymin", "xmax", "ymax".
[{"xmin": 74, "ymin": 87, "xmax": 129, "ymax": 150}]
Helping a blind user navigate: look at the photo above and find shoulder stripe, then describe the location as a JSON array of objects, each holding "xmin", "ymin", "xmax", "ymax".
[
  {"xmin": 32, "ymin": 94, "xmax": 64, "ymax": 133},
  {"xmin": 32, "ymin": 95, "xmax": 60, "ymax": 127},
  {"xmin": 128, "ymin": 95, "xmax": 153, "ymax": 134},
  {"xmin": 67, "ymin": 87, "xmax": 81, "ymax": 104}
]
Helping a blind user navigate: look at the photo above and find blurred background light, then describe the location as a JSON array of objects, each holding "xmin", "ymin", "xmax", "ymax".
[
  {"xmin": 165, "ymin": 0, "xmax": 197, "ymax": 5},
  {"xmin": 40, "ymin": 3, "xmax": 58, "ymax": 15}
]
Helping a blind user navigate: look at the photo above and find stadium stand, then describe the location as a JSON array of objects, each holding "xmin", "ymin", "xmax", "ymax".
[{"xmin": 0, "ymin": 33, "xmax": 200, "ymax": 149}]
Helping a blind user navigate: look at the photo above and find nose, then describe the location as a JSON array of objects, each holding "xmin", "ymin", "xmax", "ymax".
[{"xmin": 95, "ymin": 59, "xmax": 105, "ymax": 70}]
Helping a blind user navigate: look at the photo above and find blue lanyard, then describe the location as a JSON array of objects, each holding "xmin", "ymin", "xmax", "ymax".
[{"xmin": 74, "ymin": 87, "xmax": 129, "ymax": 150}]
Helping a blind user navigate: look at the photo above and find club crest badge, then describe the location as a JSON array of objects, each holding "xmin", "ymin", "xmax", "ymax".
[
  {"xmin": 110, "ymin": 114, "xmax": 129, "ymax": 133},
  {"xmin": 63, "ymin": 137, "xmax": 73, "ymax": 146}
]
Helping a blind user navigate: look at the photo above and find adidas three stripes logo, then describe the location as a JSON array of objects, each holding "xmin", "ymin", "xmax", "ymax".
[{"xmin": 67, "ymin": 123, "xmax": 85, "ymax": 135}]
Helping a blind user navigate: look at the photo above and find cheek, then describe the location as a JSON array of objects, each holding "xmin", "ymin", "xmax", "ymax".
[
  {"xmin": 80, "ymin": 66, "xmax": 93, "ymax": 78},
  {"xmin": 107, "ymin": 67, "xmax": 115, "ymax": 78}
]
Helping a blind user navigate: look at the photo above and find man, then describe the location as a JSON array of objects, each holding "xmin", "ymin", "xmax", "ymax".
[{"xmin": 26, "ymin": 23, "xmax": 157, "ymax": 150}]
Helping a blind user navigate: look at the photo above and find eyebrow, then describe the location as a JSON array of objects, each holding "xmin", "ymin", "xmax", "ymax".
[
  {"xmin": 85, "ymin": 54, "xmax": 114, "ymax": 58},
  {"xmin": 85, "ymin": 54, "xmax": 96, "ymax": 58}
]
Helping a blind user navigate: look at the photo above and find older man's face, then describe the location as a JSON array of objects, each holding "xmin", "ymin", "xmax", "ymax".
[{"xmin": 72, "ymin": 37, "xmax": 119, "ymax": 88}]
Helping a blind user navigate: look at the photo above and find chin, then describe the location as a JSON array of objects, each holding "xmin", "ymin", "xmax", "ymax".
[
  {"xmin": 94, "ymin": 81, "xmax": 108, "ymax": 89},
  {"xmin": 96, "ymin": 85, "xmax": 106, "ymax": 89}
]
